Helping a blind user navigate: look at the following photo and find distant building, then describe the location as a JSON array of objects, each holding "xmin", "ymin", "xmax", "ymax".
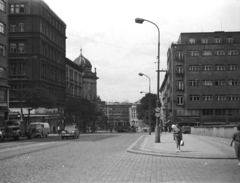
[
  {"xmin": 0, "ymin": 0, "xmax": 9, "ymax": 124},
  {"xmin": 161, "ymin": 31, "xmax": 240, "ymax": 126},
  {"xmin": 102, "ymin": 102, "xmax": 132, "ymax": 129},
  {"xmin": 73, "ymin": 49, "xmax": 98, "ymax": 101},
  {"xmin": 129, "ymin": 100, "xmax": 140, "ymax": 128}
]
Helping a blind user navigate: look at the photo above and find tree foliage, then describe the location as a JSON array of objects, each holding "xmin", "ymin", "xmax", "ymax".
[{"xmin": 136, "ymin": 93, "xmax": 160, "ymax": 127}]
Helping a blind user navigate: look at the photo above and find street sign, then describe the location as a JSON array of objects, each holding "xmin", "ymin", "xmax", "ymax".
[
  {"xmin": 155, "ymin": 107, "xmax": 161, "ymax": 112},
  {"xmin": 155, "ymin": 113, "xmax": 160, "ymax": 117}
]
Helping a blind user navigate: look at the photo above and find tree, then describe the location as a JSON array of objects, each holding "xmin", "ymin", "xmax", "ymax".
[
  {"xmin": 16, "ymin": 87, "xmax": 56, "ymax": 125},
  {"xmin": 137, "ymin": 93, "xmax": 160, "ymax": 128}
]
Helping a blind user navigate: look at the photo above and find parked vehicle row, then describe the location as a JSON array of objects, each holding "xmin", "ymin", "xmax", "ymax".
[
  {"xmin": 0, "ymin": 120, "xmax": 50, "ymax": 141},
  {"xmin": 0, "ymin": 120, "xmax": 81, "ymax": 142}
]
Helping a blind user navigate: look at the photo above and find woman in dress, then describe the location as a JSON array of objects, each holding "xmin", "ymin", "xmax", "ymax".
[
  {"xmin": 230, "ymin": 124, "xmax": 240, "ymax": 166},
  {"xmin": 173, "ymin": 124, "xmax": 182, "ymax": 152}
]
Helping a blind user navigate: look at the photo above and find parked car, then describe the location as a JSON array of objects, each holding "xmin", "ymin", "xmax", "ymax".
[
  {"xmin": 27, "ymin": 122, "xmax": 50, "ymax": 138},
  {"xmin": 182, "ymin": 126, "xmax": 191, "ymax": 134},
  {"xmin": 61, "ymin": 124, "xmax": 79, "ymax": 139}
]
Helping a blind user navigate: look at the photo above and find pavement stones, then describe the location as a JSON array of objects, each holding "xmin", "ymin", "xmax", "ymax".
[{"xmin": 127, "ymin": 132, "xmax": 236, "ymax": 159}]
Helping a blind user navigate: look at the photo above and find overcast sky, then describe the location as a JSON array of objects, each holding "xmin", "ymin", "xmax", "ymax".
[{"xmin": 45, "ymin": 0, "xmax": 240, "ymax": 103}]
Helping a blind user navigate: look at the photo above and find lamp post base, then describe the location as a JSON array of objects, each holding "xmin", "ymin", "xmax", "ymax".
[{"xmin": 155, "ymin": 126, "xmax": 160, "ymax": 143}]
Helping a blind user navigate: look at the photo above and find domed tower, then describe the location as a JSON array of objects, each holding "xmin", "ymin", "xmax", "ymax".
[{"xmin": 73, "ymin": 49, "xmax": 98, "ymax": 100}]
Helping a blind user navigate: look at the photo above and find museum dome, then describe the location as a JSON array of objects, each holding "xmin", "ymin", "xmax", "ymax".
[{"xmin": 73, "ymin": 49, "xmax": 92, "ymax": 68}]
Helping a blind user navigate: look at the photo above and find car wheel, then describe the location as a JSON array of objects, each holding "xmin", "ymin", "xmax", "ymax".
[
  {"xmin": 15, "ymin": 133, "xmax": 20, "ymax": 141},
  {"xmin": 46, "ymin": 134, "xmax": 48, "ymax": 138}
]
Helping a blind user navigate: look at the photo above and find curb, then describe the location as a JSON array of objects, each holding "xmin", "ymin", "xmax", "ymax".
[{"xmin": 127, "ymin": 135, "xmax": 236, "ymax": 159}]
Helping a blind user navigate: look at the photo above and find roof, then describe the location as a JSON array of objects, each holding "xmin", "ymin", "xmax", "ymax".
[{"xmin": 73, "ymin": 49, "xmax": 92, "ymax": 68}]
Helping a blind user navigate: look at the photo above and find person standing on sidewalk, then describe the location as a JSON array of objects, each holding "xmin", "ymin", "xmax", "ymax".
[
  {"xmin": 173, "ymin": 124, "xmax": 182, "ymax": 153},
  {"xmin": 230, "ymin": 124, "xmax": 240, "ymax": 166}
]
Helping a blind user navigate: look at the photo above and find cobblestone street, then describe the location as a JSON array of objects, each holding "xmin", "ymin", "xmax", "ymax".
[{"xmin": 0, "ymin": 132, "xmax": 239, "ymax": 183}]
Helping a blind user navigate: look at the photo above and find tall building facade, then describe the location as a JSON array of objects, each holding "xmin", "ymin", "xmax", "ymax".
[
  {"xmin": 8, "ymin": 0, "xmax": 66, "ymax": 128},
  {"xmin": 0, "ymin": 0, "xmax": 9, "ymax": 124},
  {"xmin": 161, "ymin": 31, "xmax": 240, "ymax": 126}
]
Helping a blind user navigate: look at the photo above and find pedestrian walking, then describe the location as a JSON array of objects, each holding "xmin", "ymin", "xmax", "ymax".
[
  {"xmin": 230, "ymin": 124, "xmax": 240, "ymax": 166},
  {"xmin": 57, "ymin": 126, "xmax": 61, "ymax": 135},
  {"xmin": 173, "ymin": 124, "xmax": 182, "ymax": 153}
]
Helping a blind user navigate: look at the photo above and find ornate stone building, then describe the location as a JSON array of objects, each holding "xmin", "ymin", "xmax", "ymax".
[{"xmin": 73, "ymin": 49, "xmax": 98, "ymax": 101}]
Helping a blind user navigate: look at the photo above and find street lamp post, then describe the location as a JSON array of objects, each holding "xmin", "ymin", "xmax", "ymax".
[
  {"xmin": 135, "ymin": 18, "xmax": 161, "ymax": 143},
  {"xmin": 139, "ymin": 73, "xmax": 151, "ymax": 135}
]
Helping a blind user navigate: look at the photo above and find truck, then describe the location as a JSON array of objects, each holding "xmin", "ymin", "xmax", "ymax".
[{"xmin": 0, "ymin": 120, "xmax": 32, "ymax": 141}]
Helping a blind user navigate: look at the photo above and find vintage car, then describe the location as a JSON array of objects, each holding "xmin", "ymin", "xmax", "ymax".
[
  {"xmin": 61, "ymin": 124, "xmax": 79, "ymax": 139},
  {"xmin": 27, "ymin": 122, "xmax": 50, "ymax": 138},
  {"xmin": 182, "ymin": 126, "xmax": 192, "ymax": 134}
]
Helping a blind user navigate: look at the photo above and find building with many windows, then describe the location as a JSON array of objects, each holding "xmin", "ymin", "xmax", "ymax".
[
  {"xmin": 0, "ymin": 0, "xmax": 9, "ymax": 124},
  {"xmin": 102, "ymin": 102, "xmax": 132, "ymax": 130},
  {"xmin": 8, "ymin": 0, "xmax": 66, "ymax": 129},
  {"xmin": 161, "ymin": 31, "xmax": 240, "ymax": 126},
  {"xmin": 65, "ymin": 58, "xmax": 83, "ymax": 99}
]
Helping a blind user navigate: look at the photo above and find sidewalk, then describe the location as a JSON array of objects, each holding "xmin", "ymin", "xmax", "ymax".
[{"xmin": 127, "ymin": 132, "xmax": 236, "ymax": 159}]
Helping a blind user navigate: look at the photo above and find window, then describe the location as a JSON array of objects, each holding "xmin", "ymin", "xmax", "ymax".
[
  {"xmin": 202, "ymin": 80, "xmax": 213, "ymax": 86},
  {"xmin": 214, "ymin": 37, "xmax": 221, "ymax": 44},
  {"xmin": 9, "ymin": 63, "xmax": 17, "ymax": 76},
  {"xmin": 0, "ymin": 67, "xmax": 6, "ymax": 78},
  {"xmin": 215, "ymin": 65, "xmax": 225, "ymax": 71},
  {"xmin": 202, "ymin": 65, "xmax": 212, "ymax": 71},
  {"xmin": 189, "ymin": 51, "xmax": 199, "ymax": 56},
  {"xmin": 203, "ymin": 95, "xmax": 213, "ymax": 101},
  {"xmin": 189, "ymin": 65, "xmax": 200, "ymax": 71},
  {"xmin": 0, "ymin": 22, "xmax": 4, "ymax": 34},
  {"xmin": 215, "ymin": 109, "xmax": 225, "ymax": 115},
  {"xmin": 189, "ymin": 80, "xmax": 200, "ymax": 86},
  {"xmin": 228, "ymin": 79, "xmax": 238, "ymax": 86},
  {"xmin": 202, "ymin": 50, "xmax": 212, "ymax": 56},
  {"xmin": 203, "ymin": 109, "xmax": 213, "ymax": 115},
  {"xmin": 215, "ymin": 80, "xmax": 225, "ymax": 86},
  {"xmin": 177, "ymin": 96, "xmax": 184, "ymax": 105},
  {"xmin": 10, "ymin": 4, "xmax": 25, "ymax": 14},
  {"xmin": 0, "ymin": 90, "xmax": 7, "ymax": 102},
  {"xmin": 226, "ymin": 37, "xmax": 233, "ymax": 43},
  {"xmin": 216, "ymin": 95, "xmax": 226, "ymax": 101},
  {"xmin": 201, "ymin": 38, "xmax": 208, "ymax": 44},
  {"xmin": 190, "ymin": 95, "xmax": 200, "ymax": 102},
  {"xmin": 0, "ymin": 0, "xmax": 5, "ymax": 12},
  {"xmin": 229, "ymin": 95, "xmax": 239, "ymax": 101},
  {"xmin": 19, "ymin": 4, "xmax": 25, "ymax": 13},
  {"xmin": 228, "ymin": 64, "xmax": 238, "ymax": 71},
  {"xmin": 176, "ymin": 66, "xmax": 183, "ymax": 74},
  {"xmin": 215, "ymin": 50, "xmax": 225, "ymax": 56},
  {"xmin": 18, "ymin": 43, "xmax": 25, "ymax": 53},
  {"xmin": 227, "ymin": 50, "xmax": 238, "ymax": 56},
  {"xmin": 10, "ymin": 43, "xmax": 17, "ymax": 53},
  {"xmin": 189, "ymin": 38, "xmax": 195, "ymax": 44},
  {"xmin": 176, "ymin": 51, "xmax": 184, "ymax": 60},
  {"xmin": 10, "ymin": 24, "xmax": 16, "ymax": 32},
  {"xmin": 19, "ymin": 23, "xmax": 24, "ymax": 32},
  {"xmin": 0, "ymin": 44, "xmax": 6, "ymax": 56},
  {"xmin": 176, "ymin": 81, "xmax": 184, "ymax": 90}
]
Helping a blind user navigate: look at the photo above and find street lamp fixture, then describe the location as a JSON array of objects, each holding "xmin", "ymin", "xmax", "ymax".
[
  {"xmin": 135, "ymin": 17, "xmax": 161, "ymax": 143},
  {"xmin": 139, "ymin": 73, "xmax": 151, "ymax": 135}
]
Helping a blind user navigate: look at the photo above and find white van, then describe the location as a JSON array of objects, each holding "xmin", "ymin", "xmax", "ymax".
[{"xmin": 28, "ymin": 122, "xmax": 50, "ymax": 138}]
